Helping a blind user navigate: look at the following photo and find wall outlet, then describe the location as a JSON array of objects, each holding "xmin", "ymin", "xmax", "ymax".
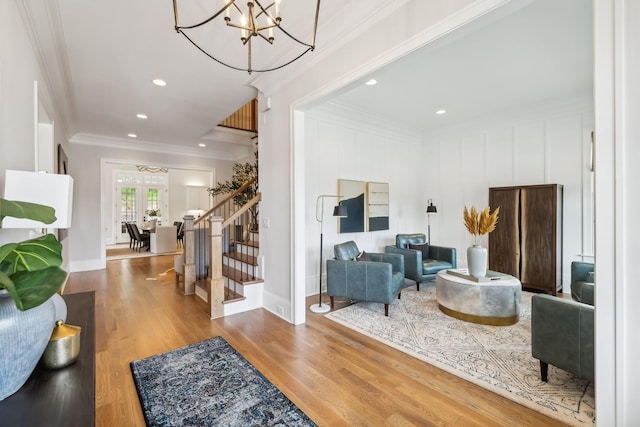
[
  {"xmin": 262, "ymin": 217, "xmax": 270, "ymax": 228},
  {"xmin": 277, "ymin": 305, "xmax": 284, "ymax": 315}
]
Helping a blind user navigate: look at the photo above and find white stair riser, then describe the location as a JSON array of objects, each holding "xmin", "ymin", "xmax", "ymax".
[
  {"xmin": 233, "ymin": 242, "xmax": 259, "ymax": 256},
  {"xmin": 195, "ymin": 281, "xmax": 263, "ymax": 317},
  {"xmin": 223, "ymin": 283, "xmax": 263, "ymax": 316}
]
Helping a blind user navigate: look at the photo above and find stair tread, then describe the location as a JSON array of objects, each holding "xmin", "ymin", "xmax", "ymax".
[
  {"xmin": 222, "ymin": 264, "xmax": 263, "ymax": 285},
  {"xmin": 225, "ymin": 252, "xmax": 258, "ymax": 266}
]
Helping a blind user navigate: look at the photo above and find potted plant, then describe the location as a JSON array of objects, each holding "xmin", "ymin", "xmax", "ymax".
[
  {"xmin": 463, "ymin": 205, "xmax": 499, "ymax": 278},
  {"xmin": 145, "ymin": 208, "xmax": 161, "ymax": 218},
  {"xmin": 207, "ymin": 148, "xmax": 259, "ymax": 229},
  {"xmin": 0, "ymin": 198, "xmax": 68, "ymax": 400}
]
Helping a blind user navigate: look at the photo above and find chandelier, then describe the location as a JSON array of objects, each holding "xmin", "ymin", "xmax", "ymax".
[{"xmin": 172, "ymin": 0, "xmax": 321, "ymax": 74}]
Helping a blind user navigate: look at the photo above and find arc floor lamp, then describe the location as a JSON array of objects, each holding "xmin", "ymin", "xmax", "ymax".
[{"xmin": 311, "ymin": 195, "xmax": 347, "ymax": 313}]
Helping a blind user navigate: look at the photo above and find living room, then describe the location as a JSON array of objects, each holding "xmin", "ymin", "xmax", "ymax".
[{"xmin": 1, "ymin": 0, "xmax": 639, "ymax": 424}]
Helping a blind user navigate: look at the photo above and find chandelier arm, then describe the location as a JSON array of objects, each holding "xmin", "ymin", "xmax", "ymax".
[
  {"xmin": 248, "ymin": 36, "xmax": 252, "ymax": 73},
  {"xmin": 174, "ymin": 3, "xmax": 233, "ymax": 31},
  {"xmin": 256, "ymin": 32, "xmax": 274, "ymax": 44},
  {"xmin": 253, "ymin": 0, "xmax": 319, "ymax": 49},
  {"xmin": 254, "ymin": 47, "xmax": 314, "ymax": 72},
  {"xmin": 179, "ymin": 29, "xmax": 313, "ymax": 73},
  {"xmin": 273, "ymin": 23, "xmax": 316, "ymax": 49},
  {"xmin": 253, "ymin": 1, "xmax": 277, "ymax": 23},
  {"xmin": 312, "ymin": 0, "xmax": 321, "ymax": 47},
  {"xmin": 177, "ymin": 30, "xmax": 253, "ymax": 72},
  {"xmin": 227, "ymin": 22, "xmax": 252, "ymax": 31}
]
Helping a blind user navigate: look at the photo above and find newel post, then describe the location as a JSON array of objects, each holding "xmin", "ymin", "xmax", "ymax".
[
  {"xmin": 208, "ymin": 215, "xmax": 224, "ymax": 319},
  {"xmin": 181, "ymin": 215, "xmax": 196, "ymax": 295}
]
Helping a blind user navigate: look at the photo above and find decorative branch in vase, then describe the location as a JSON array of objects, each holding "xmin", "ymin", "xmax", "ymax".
[{"xmin": 463, "ymin": 206, "xmax": 499, "ymax": 278}]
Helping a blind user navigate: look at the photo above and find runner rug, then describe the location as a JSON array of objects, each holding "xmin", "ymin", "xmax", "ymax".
[
  {"xmin": 130, "ymin": 336, "xmax": 316, "ymax": 426},
  {"xmin": 325, "ymin": 284, "xmax": 595, "ymax": 426}
]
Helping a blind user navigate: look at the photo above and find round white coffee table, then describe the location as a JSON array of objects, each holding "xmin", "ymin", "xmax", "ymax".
[{"xmin": 435, "ymin": 269, "xmax": 521, "ymax": 326}]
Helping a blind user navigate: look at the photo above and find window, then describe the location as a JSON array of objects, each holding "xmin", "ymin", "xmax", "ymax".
[
  {"xmin": 146, "ymin": 188, "xmax": 160, "ymax": 215},
  {"xmin": 120, "ymin": 187, "xmax": 137, "ymax": 233}
]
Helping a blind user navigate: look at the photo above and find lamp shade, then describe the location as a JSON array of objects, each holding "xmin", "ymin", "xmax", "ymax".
[
  {"xmin": 426, "ymin": 200, "xmax": 437, "ymax": 214},
  {"xmin": 2, "ymin": 170, "xmax": 74, "ymax": 229},
  {"xmin": 333, "ymin": 205, "xmax": 348, "ymax": 218}
]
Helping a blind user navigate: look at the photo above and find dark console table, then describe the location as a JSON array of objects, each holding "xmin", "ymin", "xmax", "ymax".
[{"xmin": 0, "ymin": 291, "xmax": 96, "ymax": 426}]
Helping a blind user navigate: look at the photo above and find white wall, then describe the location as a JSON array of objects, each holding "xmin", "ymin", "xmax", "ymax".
[
  {"xmin": 304, "ymin": 101, "xmax": 593, "ymax": 299},
  {"xmin": 255, "ymin": 0, "xmax": 481, "ymax": 323},
  {"xmin": 594, "ymin": 0, "xmax": 640, "ymax": 422},
  {"xmin": 67, "ymin": 140, "xmax": 234, "ymax": 272},
  {"xmin": 304, "ymin": 104, "xmax": 423, "ymax": 297},
  {"xmin": 0, "ymin": 1, "xmax": 71, "ymax": 261},
  {"xmin": 421, "ymin": 101, "xmax": 594, "ymax": 292},
  {"xmin": 100, "ymin": 163, "xmax": 214, "ymax": 245}
]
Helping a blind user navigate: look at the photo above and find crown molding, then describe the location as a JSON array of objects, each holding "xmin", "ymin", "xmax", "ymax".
[
  {"xmin": 250, "ymin": 0, "xmax": 412, "ymax": 94},
  {"xmin": 253, "ymin": 0, "xmax": 511, "ymax": 99},
  {"xmin": 70, "ymin": 133, "xmax": 248, "ymax": 161},
  {"xmin": 15, "ymin": 0, "xmax": 77, "ymax": 141}
]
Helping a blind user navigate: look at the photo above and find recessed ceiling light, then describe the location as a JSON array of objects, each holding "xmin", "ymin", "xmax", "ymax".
[
  {"xmin": 136, "ymin": 114, "xmax": 148, "ymax": 119},
  {"xmin": 365, "ymin": 79, "xmax": 377, "ymax": 86},
  {"xmin": 128, "ymin": 133, "xmax": 137, "ymax": 138},
  {"xmin": 152, "ymin": 79, "xmax": 167, "ymax": 87},
  {"xmin": 436, "ymin": 109, "xmax": 447, "ymax": 115},
  {"xmin": 198, "ymin": 143, "xmax": 206, "ymax": 147}
]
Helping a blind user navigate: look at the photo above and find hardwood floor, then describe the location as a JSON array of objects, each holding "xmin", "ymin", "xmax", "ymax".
[{"xmin": 63, "ymin": 255, "xmax": 568, "ymax": 426}]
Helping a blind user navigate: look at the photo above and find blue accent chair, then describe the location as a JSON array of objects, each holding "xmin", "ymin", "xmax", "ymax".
[
  {"xmin": 384, "ymin": 233, "xmax": 456, "ymax": 290},
  {"xmin": 326, "ymin": 241, "xmax": 405, "ymax": 317}
]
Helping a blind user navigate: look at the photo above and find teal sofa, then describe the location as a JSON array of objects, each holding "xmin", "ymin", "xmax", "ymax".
[
  {"xmin": 384, "ymin": 233, "xmax": 456, "ymax": 290},
  {"xmin": 326, "ymin": 241, "xmax": 405, "ymax": 317},
  {"xmin": 571, "ymin": 261, "xmax": 595, "ymax": 305}
]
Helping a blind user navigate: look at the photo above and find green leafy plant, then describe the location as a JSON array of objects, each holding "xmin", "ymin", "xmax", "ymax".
[
  {"xmin": 0, "ymin": 199, "xmax": 67, "ymax": 311},
  {"xmin": 207, "ymin": 149, "xmax": 259, "ymax": 226}
]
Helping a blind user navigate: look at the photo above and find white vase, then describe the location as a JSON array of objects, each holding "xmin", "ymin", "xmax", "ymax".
[{"xmin": 467, "ymin": 245, "xmax": 488, "ymax": 278}]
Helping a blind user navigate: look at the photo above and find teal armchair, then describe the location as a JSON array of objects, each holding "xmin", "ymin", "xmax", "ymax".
[
  {"xmin": 571, "ymin": 261, "xmax": 594, "ymax": 305},
  {"xmin": 385, "ymin": 233, "xmax": 456, "ymax": 290},
  {"xmin": 327, "ymin": 241, "xmax": 405, "ymax": 316},
  {"xmin": 531, "ymin": 294, "xmax": 594, "ymax": 382}
]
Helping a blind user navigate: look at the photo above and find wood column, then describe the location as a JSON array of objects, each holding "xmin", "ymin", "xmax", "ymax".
[
  {"xmin": 207, "ymin": 215, "xmax": 224, "ymax": 319},
  {"xmin": 181, "ymin": 215, "xmax": 196, "ymax": 295}
]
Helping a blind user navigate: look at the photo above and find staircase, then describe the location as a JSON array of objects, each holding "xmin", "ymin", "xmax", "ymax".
[
  {"xmin": 176, "ymin": 178, "xmax": 263, "ymax": 319},
  {"xmin": 220, "ymin": 227, "xmax": 264, "ymax": 316}
]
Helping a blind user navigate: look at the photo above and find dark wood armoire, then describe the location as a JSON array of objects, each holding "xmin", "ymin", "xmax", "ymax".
[{"xmin": 488, "ymin": 184, "xmax": 563, "ymax": 295}]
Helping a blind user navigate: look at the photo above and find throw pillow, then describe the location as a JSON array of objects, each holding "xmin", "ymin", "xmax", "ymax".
[
  {"xmin": 354, "ymin": 251, "xmax": 371, "ymax": 262},
  {"xmin": 409, "ymin": 242, "xmax": 429, "ymax": 259},
  {"xmin": 586, "ymin": 271, "xmax": 595, "ymax": 283}
]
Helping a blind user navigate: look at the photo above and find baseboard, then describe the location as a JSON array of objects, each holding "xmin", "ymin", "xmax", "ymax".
[{"xmin": 69, "ymin": 259, "xmax": 105, "ymax": 272}]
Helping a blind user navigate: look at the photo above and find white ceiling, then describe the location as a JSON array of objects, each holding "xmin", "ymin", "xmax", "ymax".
[
  {"xmin": 328, "ymin": 0, "xmax": 593, "ymax": 131},
  {"xmin": 30, "ymin": 0, "xmax": 592, "ymax": 159}
]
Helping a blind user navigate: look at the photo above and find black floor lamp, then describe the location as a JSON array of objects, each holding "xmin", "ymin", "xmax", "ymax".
[
  {"xmin": 426, "ymin": 199, "xmax": 437, "ymax": 243},
  {"xmin": 310, "ymin": 195, "xmax": 348, "ymax": 314}
]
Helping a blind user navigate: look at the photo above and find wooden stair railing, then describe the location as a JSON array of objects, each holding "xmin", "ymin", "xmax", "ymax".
[{"xmin": 177, "ymin": 179, "xmax": 260, "ymax": 319}]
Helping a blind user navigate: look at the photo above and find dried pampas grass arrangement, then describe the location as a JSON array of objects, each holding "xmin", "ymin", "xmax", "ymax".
[{"xmin": 463, "ymin": 206, "xmax": 500, "ymax": 244}]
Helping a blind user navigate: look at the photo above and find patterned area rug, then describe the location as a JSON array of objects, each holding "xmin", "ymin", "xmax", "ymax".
[
  {"xmin": 326, "ymin": 283, "xmax": 595, "ymax": 426},
  {"xmin": 130, "ymin": 336, "xmax": 316, "ymax": 426}
]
